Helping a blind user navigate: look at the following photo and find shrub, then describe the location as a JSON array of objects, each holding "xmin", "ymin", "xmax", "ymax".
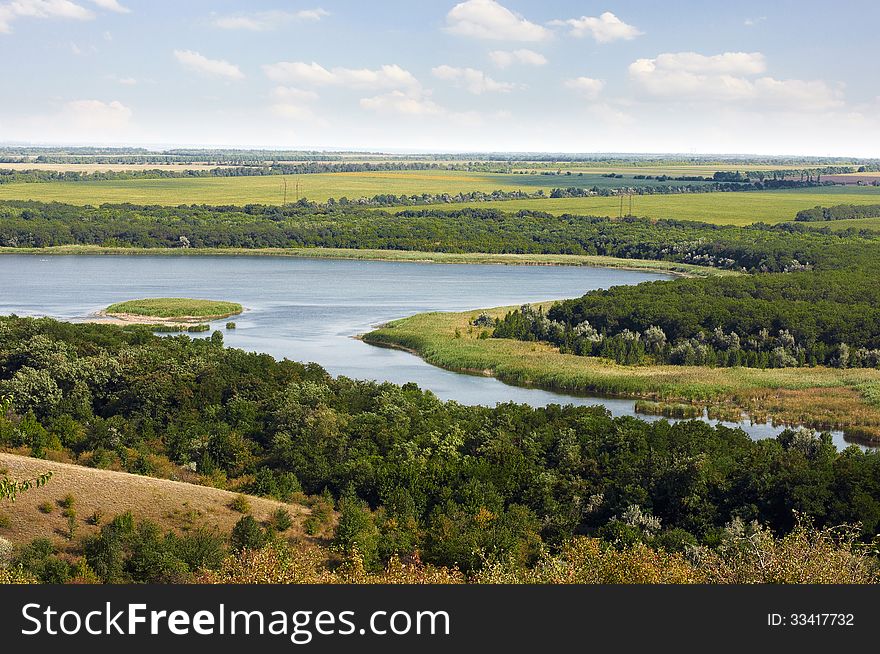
[
  {"xmin": 87, "ymin": 509, "xmax": 103, "ymax": 526},
  {"xmin": 0, "ymin": 512, "xmax": 10, "ymax": 529},
  {"xmin": 230, "ymin": 515, "xmax": 268, "ymax": 552},
  {"xmin": 271, "ymin": 508, "xmax": 293, "ymax": 532},
  {"xmin": 38, "ymin": 501, "xmax": 54, "ymax": 514},
  {"xmin": 228, "ymin": 494, "xmax": 251, "ymax": 514},
  {"xmin": 226, "ymin": 322, "xmax": 236, "ymax": 330},
  {"xmin": 58, "ymin": 494, "xmax": 76, "ymax": 510}
]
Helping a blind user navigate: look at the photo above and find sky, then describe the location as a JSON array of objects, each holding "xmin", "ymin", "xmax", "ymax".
[{"xmin": 0, "ymin": 0, "xmax": 878, "ymax": 155}]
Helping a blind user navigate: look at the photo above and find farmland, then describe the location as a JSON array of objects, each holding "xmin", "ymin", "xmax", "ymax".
[
  {"xmin": 410, "ymin": 187, "xmax": 880, "ymax": 225},
  {"xmin": 0, "ymin": 169, "xmax": 878, "ymax": 225}
]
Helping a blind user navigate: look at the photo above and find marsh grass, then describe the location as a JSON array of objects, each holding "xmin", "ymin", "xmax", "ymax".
[
  {"xmin": 105, "ymin": 298, "xmax": 242, "ymax": 320},
  {"xmin": 363, "ymin": 304, "xmax": 880, "ymax": 434}
]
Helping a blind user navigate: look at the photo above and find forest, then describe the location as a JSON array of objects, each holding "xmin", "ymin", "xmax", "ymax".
[
  {"xmin": 1, "ymin": 200, "xmax": 875, "ymax": 272},
  {"xmin": 1, "ymin": 315, "xmax": 880, "ymax": 581}
]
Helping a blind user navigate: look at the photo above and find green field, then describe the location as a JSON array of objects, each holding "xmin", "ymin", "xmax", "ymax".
[
  {"xmin": 105, "ymin": 298, "xmax": 242, "ymax": 319},
  {"xmin": 0, "ymin": 170, "xmax": 570, "ymax": 205},
  {"xmin": 1, "ymin": 169, "xmax": 879, "ymax": 225},
  {"xmin": 408, "ymin": 187, "xmax": 880, "ymax": 225}
]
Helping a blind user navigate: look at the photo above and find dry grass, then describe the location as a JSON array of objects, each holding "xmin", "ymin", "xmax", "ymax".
[{"xmin": 0, "ymin": 453, "xmax": 309, "ymax": 545}]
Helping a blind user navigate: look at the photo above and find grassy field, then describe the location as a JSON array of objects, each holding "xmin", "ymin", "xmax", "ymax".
[
  {"xmin": 0, "ymin": 245, "xmax": 737, "ymax": 278},
  {"xmin": 0, "ymin": 170, "xmax": 562, "ymax": 205},
  {"xmin": 408, "ymin": 187, "xmax": 880, "ymax": 225},
  {"xmin": 1, "ymin": 170, "xmax": 878, "ymax": 225},
  {"xmin": 0, "ymin": 452, "xmax": 309, "ymax": 545},
  {"xmin": 105, "ymin": 298, "xmax": 242, "ymax": 319},
  {"xmin": 363, "ymin": 303, "xmax": 880, "ymax": 438}
]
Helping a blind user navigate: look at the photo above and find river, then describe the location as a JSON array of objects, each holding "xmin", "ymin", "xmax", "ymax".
[{"xmin": 0, "ymin": 254, "xmax": 865, "ymax": 449}]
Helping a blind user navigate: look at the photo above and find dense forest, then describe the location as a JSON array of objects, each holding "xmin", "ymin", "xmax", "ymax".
[
  {"xmin": 492, "ymin": 221, "xmax": 880, "ymax": 368},
  {"xmin": 0, "ymin": 201, "xmax": 874, "ymax": 273},
  {"xmin": 1, "ymin": 316, "xmax": 879, "ymax": 579}
]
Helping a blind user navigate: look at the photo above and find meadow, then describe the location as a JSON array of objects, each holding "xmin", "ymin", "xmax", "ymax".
[{"xmin": 1, "ymin": 169, "xmax": 878, "ymax": 225}]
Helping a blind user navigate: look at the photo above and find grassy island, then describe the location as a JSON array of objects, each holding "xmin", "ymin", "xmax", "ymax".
[{"xmin": 104, "ymin": 298, "xmax": 242, "ymax": 321}]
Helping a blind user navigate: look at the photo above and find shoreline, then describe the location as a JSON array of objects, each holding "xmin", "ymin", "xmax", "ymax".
[
  {"xmin": 361, "ymin": 304, "xmax": 880, "ymax": 441},
  {"xmin": 0, "ymin": 245, "xmax": 736, "ymax": 278}
]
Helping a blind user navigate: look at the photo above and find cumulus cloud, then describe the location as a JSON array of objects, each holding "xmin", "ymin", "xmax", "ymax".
[
  {"xmin": 360, "ymin": 90, "xmax": 443, "ymax": 116},
  {"xmin": 173, "ymin": 49, "xmax": 244, "ymax": 80},
  {"xmin": 431, "ymin": 65, "xmax": 517, "ymax": 94},
  {"xmin": 488, "ymin": 48, "xmax": 546, "ymax": 68},
  {"xmin": 89, "ymin": 0, "xmax": 128, "ymax": 13},
  {"xmin": 263, "ymin": 61, "xmax": 419, "ymax": 91},
  {"xmin": 564, "ymin": 76, "xmax": 605, "ymax": 99},
  {"xmin": 0, "ymin": 0, "xmax": 93, "ymax": 33},
  {"xmin": 445, "ymin": 0, "xmax": 550, "ymax": 42},
  {"xmin": 213, "ymin": 8, "xmax": 328, "ymax": 31},
  {"xmin": 551, "ymin": 12, "xmax": 641, "ymax": 43},
  {"xmin": 629, "ymin": 51, "xmax": 842, "ymax": 111}
]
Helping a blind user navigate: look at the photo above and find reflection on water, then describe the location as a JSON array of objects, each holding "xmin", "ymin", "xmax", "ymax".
[{"xmin": 0, "ymin": 254, "xmax": 870, "ymax": 450}]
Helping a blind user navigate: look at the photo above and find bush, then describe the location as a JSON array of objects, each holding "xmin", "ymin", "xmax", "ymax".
[
  {"xmin": 0, "ymin": 512, "xmax": 10, "ymax": 529},
  {"xmin": 231, "ymin": 515, "xmax": 268, "ymax": 552},
  {"xmin": 226, "ymin": 322, "xmax": 236, "ymax": 330},
  {"xmin": 37, "ymin": 501, "xmax": 54, "ymax": 514},
  {"xmin": 58, "ymin": 494, "xmax": 76, "ymax": 510},
  {"xmin": 270, "ymin": 508, "xmax": 293, "ymax": 532},
  {"xmin": 228, "ymin": 494, "xmax": 251, "ymax": 514}
]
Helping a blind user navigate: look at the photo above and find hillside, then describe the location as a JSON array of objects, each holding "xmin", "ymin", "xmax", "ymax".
[{"xmin": 0, "ymin": 453, "xmax": 310, "ymax": 545}]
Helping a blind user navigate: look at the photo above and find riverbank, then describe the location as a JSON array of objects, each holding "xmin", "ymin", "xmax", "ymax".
[
  {"xmin": 0, "ymin": 245, "xmax": 736, "ymax": 278},
  {"xmin": 362, "ymin": 303, "xmax": 880, "ymax": 440}
]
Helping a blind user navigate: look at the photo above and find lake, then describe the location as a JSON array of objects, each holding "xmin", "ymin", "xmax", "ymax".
[{"xmin": 0, "ymin": 254, "xmax": 863, "ymax": 449}]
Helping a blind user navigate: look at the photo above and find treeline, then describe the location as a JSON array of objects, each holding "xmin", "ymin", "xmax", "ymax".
[
  {"xmin": 2, "ymin": 316, "xmax": 880, "ymax": 575},
  {"xmin": 0, "ymin": 162, "xmax": 478, "ymax": 185},
  {"xmin": 796, "ymin": 204, "xmax": 880, "ymax": 222},
  {"xmin": 494, "ymin": 271, "xmax": 880, "ymax": 367},
  {"xmin": 0, "ymin": 201, "xmax": 873, "ymax": 274}
]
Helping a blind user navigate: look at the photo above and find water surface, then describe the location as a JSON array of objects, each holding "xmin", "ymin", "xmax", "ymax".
[{"xmin": 0, "ymin": 254, "xmax": 864, "ymax": 449}]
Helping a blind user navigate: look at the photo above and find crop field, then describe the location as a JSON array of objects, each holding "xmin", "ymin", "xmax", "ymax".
[
  {"xmin": 0, "ymin": 169, "xmax": 878, "ymax": 225},
  {"xmin": 409, "ymin": 187, "xmax": 880, "ymax": 225}
]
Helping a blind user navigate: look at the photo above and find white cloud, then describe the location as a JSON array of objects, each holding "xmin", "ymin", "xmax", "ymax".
[
  {"xmin": 173, "ymin": 49, "xmax": 244, "ymax": 80},
  {"xmin": 629, "ymin": 51, "xmax": 843, "ymax": 111},
  {"xmin": 213, "ymin": 8, "xmax": 328, "ymax": 31},
  {"xmin": 65, "ymin": 99, "xmax": 131, "ymax": 131},
  {"xmin": 0, "ymin": 0, "xmax": 93, "ymax": 33},
  {"xmin": 564, "ymin": 76, "xmax": 605, "ymax": 99},
  {"xmin": 263, "ymin": 61, "xmax": 419, "ymax": 91},
  {"xmin": 89, "ymin": 0, "xmax": 128, "ymax": 13},
  {"xmin": 445, "ymin": 0, "xmax": 550, "ymax": 42},
  {"xmin": 360, "ymin": 90, "xmax": 443, "ymax": 116},
  {"xmin": 488, "ymin": 48, "xmax": 546, "ymax": 68},
  {"xmin": 551, "ymin": 12, "xmax": 641, "ymax": 43},
  {"xmin": 744, "ymin": 16, "xmax": 766, "ymax": 27},
  {"xmin": 431, "ymin": 65, "xmax": 517, "ymax": 94}
]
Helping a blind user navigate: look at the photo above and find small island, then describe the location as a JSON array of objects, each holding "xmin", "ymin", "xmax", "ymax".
[{"xmin": 100, "ymin": 298, "xmax": 243, "ymax": 325}]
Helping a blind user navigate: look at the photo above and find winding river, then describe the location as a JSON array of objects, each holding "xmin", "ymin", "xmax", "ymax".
[{"xmin": 0, "ymin": 254, "xmax": 865, "ymax": 449}]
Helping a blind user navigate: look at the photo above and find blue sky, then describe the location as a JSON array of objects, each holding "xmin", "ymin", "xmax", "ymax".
[{"xmin": 0, "ymin": 0, "xmax": 878, "ymax": 155}]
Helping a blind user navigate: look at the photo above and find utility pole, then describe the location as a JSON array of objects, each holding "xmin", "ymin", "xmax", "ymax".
[{"xmin": 283, "ymin": 179, "xmax": 288, "ymax": 205}]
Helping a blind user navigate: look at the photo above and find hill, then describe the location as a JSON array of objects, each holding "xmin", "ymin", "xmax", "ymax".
[{"xmin": 0, "ymin": 453, "xmax": 309, "ymax": 545}]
